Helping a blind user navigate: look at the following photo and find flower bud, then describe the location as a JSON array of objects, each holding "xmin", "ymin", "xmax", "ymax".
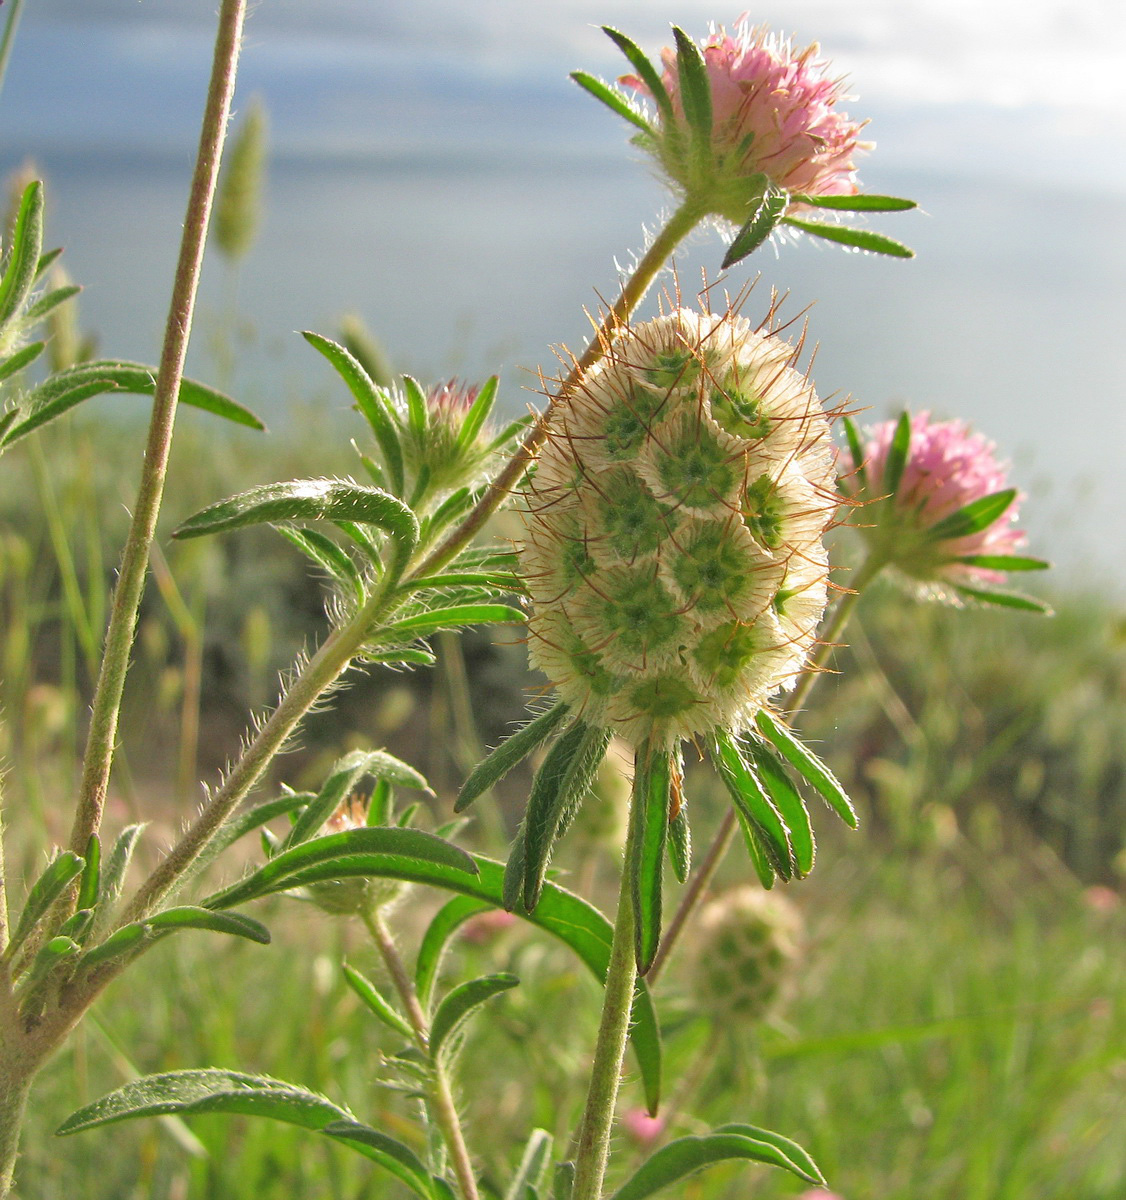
[{"xmin": 302, "ymin": 794, "xmax": 405, "ymax": 917}]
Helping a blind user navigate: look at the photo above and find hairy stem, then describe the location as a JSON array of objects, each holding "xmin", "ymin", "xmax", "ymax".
[
  {"xmin": 410, "ymin": 198, "xmax": 705, "ymax": 581},
  {"xmin": 363, "ymin": 910, "xmax": 480, "ymax": 1200},
  {"xmin": 571, "ymin": 756, "xmax": 646, "ymax": 1200},
  {"xmin": 0, "ymin": 1066, "xmax": 32, "ymax": 1199},
  {"xmin": 68, "ymin": 0, "xmax": 249, "ymax": 862},
  {"xmin": 647, "ymin": 555, "xmax": 885, "ymax": 983}
]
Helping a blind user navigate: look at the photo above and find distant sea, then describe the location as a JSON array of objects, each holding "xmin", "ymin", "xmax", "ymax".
[{"xmin": 18, "ymin": 148, "xmax": 1126, "ymax": 591}]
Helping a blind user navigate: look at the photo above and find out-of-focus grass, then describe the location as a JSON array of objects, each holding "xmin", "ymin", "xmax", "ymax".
[{"xmin": 16, "ymin": 838, "xmax": 1123, "ymax": 1199}]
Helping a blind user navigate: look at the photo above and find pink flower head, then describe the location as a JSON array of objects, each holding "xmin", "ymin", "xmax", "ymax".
[
  {"xmin": 622, "ymin": 18, "xmax": 868, "ymax": 222},
  {"xmin": 843, "ymin": 411, "xmax": 1047, "ymax": 599},
  {"xmin": 621, "ymin": 1107, "xmax": 666, "ymax": 1147},
  {"xmin": 426, "ymin": 379, "xmax": 479, "ymax": 422}
]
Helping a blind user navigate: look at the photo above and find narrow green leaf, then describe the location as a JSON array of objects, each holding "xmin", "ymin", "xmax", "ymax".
[
  {"xmin": 951, "ymin": 553, "xmax": 1050, "ymax": 572},
  {"xmin": 0, "ymin": 409, "xmax": 18, "ymax": 443},
  {"xmin": 721, "ymin": 186, "xmax": 787, "ymax": 269},
  {"xmin": 712, "ymin": 732, "xmax": 793, "ymax": 879},
  {"xmin": 146, "ymin": 906, "xmax": 271, "ymax": 945},
  {"xmin": 406, "ymin": 571, "xmax": 523, "ymax": 594},
  {"xmin": 925, "ymin": 488, "xmax": 1017, "ymax": 541},
  {"xmin": 432, "ymin": 1176, "xmax": 459, "ymax": 1200},
  {"xmin": 667, "ymin": 806, "xmax": 691, "ymax": 884},
  {"xmin": 282, "ymin": 749, "xmax": 429, "ymax": 853},
  {"xmin": 883, "ymin": 410, "xmax": 912, "ymax": 498},
  {"xmin": 57, "ymin": 1069, "xmax": 354, "ymax": 1136},
  {"xmin": 841, "ymin": 415, "xmax": 869, "ymax": 493},
  {"xmin": 77, "ymin": 836, "xmax": 101, "ymax": 913},
  {"xmin": 204, "ymin": 827, "xmax": 478, "ymax": 911},
  {"xmin": 23, "ymin": 935, "xmax": 81, "ymax": 992},
  {"xmin": 756, "ymin": 712, "xmax": 858, "ymax": 829},
  {"xmin": 952, "ymin": 584, "xmax": 1053, "ymax": 614},
  {"xmin": 734, "ymin": 808, "xmax": 777, "ymax": 890},
  {"xmin": 415, "ymin": 895, "xmax": 495, "ymax": 1009},
  {"xmin": 570, "ymin": 72, "xmax": 653, "ymax": 134},
  {"xmin": 212, "ymin": 793, "xmax": 315, "ymax": 857},
  {"xmin": 0, "ymin": 340, "xmax": 44, "ymax": 382},
  {"xmin": 6, "ymin": 850, "xmax": 85, "ymax": 960},
  {"xmin": 608, "ymin": 1132, "xmax": 820, "ymax": 1200},
  {"xmin": 421, "ymin": 486, "xmax": 474, "ymax": 540},
  {"xmin": 21, "ymin": 283, "xmax": 81, "ymax": 325},
  {"xmin": 486, "ymin": 413, "xmax": 534, "ymax": 454},
  {"xmin": 35, "ymin": 246, "xmax": 64, "ymax": 281},
  {"xmin": 79, "ymin": 922, "xmax": 149, "ymax": 970},
  {"xmin": 743, "ymin": 739, "xmax": 814, "ymax": 876},
  {"xmin": 791, "ymin": 192, "xmax": 917, "ymax": 212},
  {"xmin": 521, "ymin": 721, "xmax": 610, "ymax": 912},
  {"xmin": 342, "ymin": 963, "xmax": 415, "ymax": 1040},
  {"xmin": 553, "ymin": 1162, "xmax": 575, "ymax": 1200},
  {"xmin": 365, "ymin": 647, "xmax": 437, "ymax": 667},
  {"xmin": 632, "ymin": 748, "xmax": 671, "ymax": 974},
  {"xmin": 456, "ymin": 374, "xmax": 499, "ymax": 452},
  {"xmin": 401, "ymin": 375, "xmax": 429, "ymax": 442},
  {"xmin": 504, "ymin": 1129, "xmax": 554, "ymax": 1200},
  {"xmin": 335, "ymin": 518, "xmax": 384, "ymax": 566},
  {"xmin": 782, "ymin": 217, "xmax": 915, "ymax": 258},
  {"xmin": 95, "ymin": 825, "xmax": 145, "ymax": 926},
  {"xmin": 276, "ymin": 526, "xmax": 365, "ymax": 605},
  {"xmin": 303, "ymin": 330, "xmax": 405, "ymax": 495},
  {"xmin": 714, "ymin": 1124, "xmax": 825, "ymax": 1185},
  {"xmin": 385, "ymin": 603, "xmax": 525, "ymax": 639},
  {"xmin": 321, "ymin": 1121, "xmax": 435, "ymax": 1199},
  {"xmin": 671, "ymin": 26, "xmax": 712, "ymax": 144},
  {"xmin": 367, "ymin": 778, "xmax": 394, "ymax": 826},
  {"xmin": 602, "ymin": 27, "xmax": 674, "ymax": 123},
  {"xmin": 429, "ymin": 973, "xmax": 518, "ymax": 1063},
  {"xmin": 0, "ymin": 182, "xmax": 44, "ymax": 327}
]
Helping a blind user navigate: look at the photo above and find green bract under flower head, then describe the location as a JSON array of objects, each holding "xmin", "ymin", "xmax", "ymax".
[{"xmin": 522, "ymin": 306, "xmax": 837, "ymax": 748}]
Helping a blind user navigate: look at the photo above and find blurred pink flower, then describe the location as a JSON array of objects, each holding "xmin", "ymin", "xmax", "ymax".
[
  {"xmin": 846, "ymin": 411, "xmax": 1032, "ymax": 590},
  {"xmin": 1082, "ymin": 885, "xmax": 1120, "ymax": 914},
  {"xmin": 623, "ymin": 18, "xmax": 867, "ymax": 219},
  {"xmin": 798, "ymin": 1190, "xmax": 844, "ymax": 1200},
  {"xmin": 621, "ymin": 1107, "xmax": 666, "ymax": 1146},
  {"xmin": 460, "ymin": 909, "xmax": 517, "ymax": 945}
]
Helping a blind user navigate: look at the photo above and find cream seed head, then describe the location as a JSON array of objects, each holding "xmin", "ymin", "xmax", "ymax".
[{"xmin": 521, "ymin": 307, "xmax": 836, "ymax": 748}]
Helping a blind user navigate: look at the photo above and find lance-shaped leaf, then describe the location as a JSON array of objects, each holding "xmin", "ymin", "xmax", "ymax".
[
  {"xmin": 756, "ymin": 711, "xmax": 857, "ymax": 828},
  {"xmin": 791, "ymin": 192, "xmax": 917, "ymax": 212},
  {"xmin": 145, "ymin": 906, "xmax": 270, "ymax": 944},
  {"xmin": 607, "ymin": 1131, "xmax": 822, "ymax": 1200},
  {"xmin": 721, "ymin": 185, "xmax": 787, "ymax": 269},
  {"xmin": 282, "ymin": 748, "xmax": 430, "ymax": 852},
  {"xmin": 93, "ymin": 825, "xmax": 145, "ymax": 930},
  {"xmin": 276, "ymin": 526, "xmax": 365, "ymax": 605},
  {"xmin": 57, "ymin": 909, "xmax": 94, "ymax": 945},
  {"xmin": 455, "ymin": 374, "xmax": 500, "ymax": 452},
  {"xmin": 517, "ymin": 721, "xmax": 611, "ymax": 913},
  {"xmin": 602, "ymin": 26, "xmax": 673, "ymax": 123},
  {"xmin": 712, "ymin": 732, "xmax": 793, "ymax": 880},
  {"xmin": 304, "ymin": 330, "xmax": 405, "ymax": 495},
  {"xmin": 342, "ymin": 963, "xmax": 415, "ymax": 1041},
  {"xmin": 571, "ymin": 71, "xmax": 653, "ymax": 134},
  {"xmin": 383, "ymin": 603, "xmax": 525, "ymax": 640},
  {"xmin": 2, "ymin": 360, "xmax": 263, "ymax": 444},
  {"xmin": 738, "ymin": 816, "xmax": 777, "ymax": 890},
  {"xmin": 841, "ymin": 414, "xmax": 869, "ymax": 494},
  {"xmin": 321, "ymin": 1121, "xmax": 436, "ymax": 1199},
  {"xmin": 713, "ymin": 1124, "xmax": 825, "ymax": 1185},
  {"xmin": 782, "ymin": 217, "xmax": 915, "ymax": 257},
  {"xmin": 0, "ymin": 340, "xmax": 45, "ymax": 383},
  {"xmin": 203, "ymin": 827, "xmax": 478, "ymax": 911},
  {"xmin": 21, "ymin": 935, "xmax": 82, "ymax": 993},
  {"xmin": 415, "ymin": 895, "xmax": 495, "ymax": 1009},
  {"xmin": 79, "ymin": 922, "xmax": 149, "ymax": 971},
  {"xmin": 57, "ymin": 1069, "xmax": 354, "ymax": 1137},
  {"xmin": 21, "ymin": 282, "xmax": 81, "ymax": 326},
  {"xmin": 667, "ymin": 807, "xmax": 691, "ymax": 884},
  {"xmin": 4, "ymin": 850, "xmax": 84, "ymax": 962},
  {"xmin": 952, "ymin": 584, "xmax": 1053, "ymax": 614},
  {"xmin": 951, "ymin": 553, "xmax": 1050, "ymax": 572},
  {"xmin": 504, "ymin": 1129, "xmax": 554, "ymax": 1200},
  {"xmin": 429, "ymin": 972, "xmax": 518, "ymax": 1064},
  {"xmin": 451, "ymin": 700, "xmax": 571, "ymax": 816},
  {"xmin": 882, "ymin": 410, "xmax": 912, "ymax": 498},
  {"xmin": 0, "ymin": 182, "xmax": 44, "ymax": 328},
  {"xmin": 211, "ymin": 792, "xmax": 316, "ymax": 856},
  {"xmin": 924, "ymin": 488, "xmax": 1016, "ymax": 541},
  {"xmin": 77, "ymin": 836, "xmax": 101, "ymax": 913},
  {"xmin": 671, "ymin": 26, "xmax": 712, "ymax": 145},
  {"xmin": 632, "ymin": 748, "xmax": 671, "ymax": 974},
  {"xmin": 742, "ymin": 739, "xmax": 814, "ymax": 876}
]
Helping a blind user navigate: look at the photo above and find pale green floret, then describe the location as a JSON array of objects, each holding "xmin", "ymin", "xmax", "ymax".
[
  {"xmin": 652, "ymin": 419, "xmax": 741, "ymax": 511},
  {"xmin": 644, "ymin": 348, "xmax": 701, "ymax": 390},
  {"xmin": 589, "ymin": 467, "xmax": 676, "ymax": 561},
  {"xmin": 670, "ymin": 524, "xmax": 761, "ymax": 615},
  {"xmin": 692, "ymin": 621, "xmax": 767, "ymax": 691},
  {"xmin": 559, "ymin": 626, "xmax": 622, "ymax": 699},
  {"xmin": 627, "ymin": 675, "xmax": 701, "ymax": 721},
  {"xmin": 547, "ymin": 511, "xmax": 597, "ymax": 587},
  {"xmin": 601, "ymin": 384, "xmax": 666, "ymax": 461},
  {"xmin": 742, "ymin": 474, "xmax": 785, "ymax": 550},
  {"xmin": 581, "ymin": 570, "xmax": 687, "ymax": 667},
  {"xmin": 709, "ymin": 380, "xmax": 772, "ymax": 440}
]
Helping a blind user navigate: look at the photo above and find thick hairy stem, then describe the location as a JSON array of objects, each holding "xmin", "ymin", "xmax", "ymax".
[
  {"xmin": 571, "ymin": 763, "xmax": 645, "ymax": 1200},
  {"xmin": 0, "ymin": 1038, "xmax": 48, "ymax": 1200},
  {"xmin": 68, "ymin": 0, "xmax": 249, "ymax": 861},
  {"xmin": 363, "ymin": 911, "xmax": 480, "ymax": 1200},
  {"xmin": 411, "ymin": 199, "xmax": 704, "ymax": 581},
  {"xmin": 648, "ymin": 555, "xmax": 885, "ymax": 983}
]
